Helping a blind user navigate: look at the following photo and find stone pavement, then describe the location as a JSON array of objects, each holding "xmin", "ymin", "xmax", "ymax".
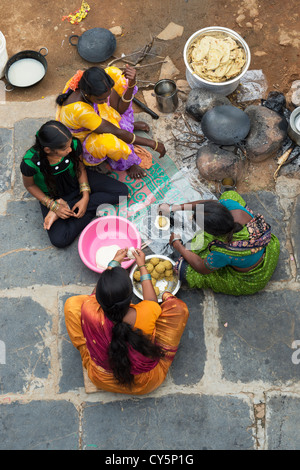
[{"xmin": 1, "ymin": 102, "xmax": 300, "ymax": 451}]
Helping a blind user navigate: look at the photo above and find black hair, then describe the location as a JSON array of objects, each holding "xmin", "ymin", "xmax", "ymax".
[
  {"xmin": 32, "ymin": 120, "xmax": 81, "ymax": 198},
  {"xmin": 193, "ymin": 200, "xmax": 243, "ymax": 242},
  {"xmin": 56, "ymin": 67, "xmax": 115, "ymax": 105},
  {"xmin": 96, "ymin": 267, "xmax": 164, "ymax": 386}
]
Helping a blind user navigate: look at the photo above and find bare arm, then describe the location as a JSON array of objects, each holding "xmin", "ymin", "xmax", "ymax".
[
  {"xmin": 93, "ymin": 119, "xmax": 166, "ymax": 158},
  {"xmin": 170, "ymin": 235, "xmax": 214, "ymax": 275},
  {"xmin": 159, "ymin": 200, "xmax": 216, "ymax": 214},
  {"xmin": 133, "ymin": 249, "xmax": 158, "ymax": 303},
  {"xmin": 22, "ymin": 175, "xmax": 75, "ymax": 219},
  {"xmin": 71, "ymin": 158, "xmax": 90, "ymax": 218},
  {"xmin": 109, "ymin": 64, "xmax": 137, "ymax": 115}
]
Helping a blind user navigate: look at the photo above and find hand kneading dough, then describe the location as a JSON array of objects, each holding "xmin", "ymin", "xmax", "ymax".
[
  {"xmin": 96, "ymin": 244, "xmax": 121, "ymax": 268},
  {"xmin": 127, "ymin": 246, "xmax": 137, "ymax": 259}
]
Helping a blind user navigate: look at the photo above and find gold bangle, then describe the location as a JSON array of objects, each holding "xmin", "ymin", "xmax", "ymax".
[
  {"xmin": 127, "ymin": 81, "xmax": 137, "ymax": 89},
  {"xmin": 153, "ymin": 140, "xmax": 159, "ymax": 151},
  {"xmin": 42, "ymin": 196, "xmax": 52, "ymax": 208},
  {"xmin": 49, "ymin": 200, "xmax": 59, "ymax": 213},
  {"xmin": 80, "ymin": 182, "xmax": 91, "ymax": 193},
  {"xmin": 129, "ymin": 133, "xmax": 136, "ymax": 145},
  {"xmin": 121, "ymin": 94, "xmax": 134, "ymax": 103}
]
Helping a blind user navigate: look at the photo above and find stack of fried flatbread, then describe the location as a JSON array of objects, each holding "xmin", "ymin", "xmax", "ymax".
[{"xmin": 188, "ymin": 34, "xmax": 246, "ymax": 82}]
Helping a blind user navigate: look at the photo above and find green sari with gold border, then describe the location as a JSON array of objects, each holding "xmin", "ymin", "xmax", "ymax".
[{"xmin": 184, "ymin": 191, "xmax": 280, "ymax": 296}]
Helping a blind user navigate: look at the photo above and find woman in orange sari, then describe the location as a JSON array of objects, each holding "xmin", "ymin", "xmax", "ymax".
[{"xmin": 64, "ymin": 248, "xmax": 189, "ymax": 395}]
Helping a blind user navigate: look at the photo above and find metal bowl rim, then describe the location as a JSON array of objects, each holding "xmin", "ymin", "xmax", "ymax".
[
  {"xmin": 129, "ymin": 254, "xmax": 181, "ymax": 303},
  {"xmin": 183, "ymin": 26, "xmax": 251, "ymax": 86}
]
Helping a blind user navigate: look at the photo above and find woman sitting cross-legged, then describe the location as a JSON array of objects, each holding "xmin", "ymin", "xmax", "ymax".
[
  {"xmin": 64, "ymin": 248, "xmax": 189, "ymax": 394},
  {"xmin": 56, "ymin": 64, "xmax": 166, "ymax": 179},
  {"xmin": 160, "ymin": 190, "xmax": 280, "ymax": 296},
  {"xmin": 20, "ymin": 120, "xmax": 128, "ymax": 248}
]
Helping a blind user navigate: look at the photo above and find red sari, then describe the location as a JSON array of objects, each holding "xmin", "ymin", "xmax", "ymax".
[{"xmin": 64, "ymin": 293, "xmax": 189, "ymax": 395}]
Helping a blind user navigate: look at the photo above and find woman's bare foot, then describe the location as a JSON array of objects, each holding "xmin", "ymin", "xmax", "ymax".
[
  {"xmin": 43, "ymin": 199, "xmax": 68, "ymax": 230},
  {"xmin": 126, "ymin": 164, "xmax": 147, "ymax": 179},
  {"xmin": 133, "ymin": 121, "xmax": 150, "ymax": 133},
  {"xmin": 44, "ymin": 210, "xmax": 59, "ymax": 230}
]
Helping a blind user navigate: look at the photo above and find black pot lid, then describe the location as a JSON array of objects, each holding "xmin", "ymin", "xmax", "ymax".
[
  {"xmin": 201, "ymin": 105, "xmax": 251, "ymax": 145},
  {"xmin": 75, "ymin": 28, "xmax": 116, "ymax": 63}
]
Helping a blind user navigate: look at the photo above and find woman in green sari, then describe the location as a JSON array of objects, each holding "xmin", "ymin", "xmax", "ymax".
[{"xmin": 160, "ymin": 191, "xmax": 280, "ymax": 296}]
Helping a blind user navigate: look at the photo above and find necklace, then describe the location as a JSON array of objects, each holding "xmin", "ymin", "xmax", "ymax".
[{"xmin": 80, "ymin": 90, "xmax": 93, "ymax": 106}]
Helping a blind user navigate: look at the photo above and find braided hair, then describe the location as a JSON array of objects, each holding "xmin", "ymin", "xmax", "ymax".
[
  {"xmin": 193, "ymin": 200, "xmax": 243, "ymax": 242},
  {"xmin": 56, "ymin": 67, "xmax": 115, "ymax": 105},
  {"xmin": 32, "ymin": 120, "xmax": 81, "ymax": 198},
  {"xmin": 96, "ymin": 267, "xmax": 164, "ymax": 386}
]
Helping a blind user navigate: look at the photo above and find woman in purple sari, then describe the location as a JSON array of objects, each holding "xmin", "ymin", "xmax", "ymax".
[{"xmin": 56, "ymin": 65, "xmax": 166, "ymax": 179}]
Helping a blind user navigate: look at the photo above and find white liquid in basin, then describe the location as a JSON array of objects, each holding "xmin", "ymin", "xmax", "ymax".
[
  {"xmin": 294, "ymin": 114, "xmax": 300, "ymax": 133},
  {"xmin": 8, "ymin": 58, "xmax": 45, "ymax": 87}
]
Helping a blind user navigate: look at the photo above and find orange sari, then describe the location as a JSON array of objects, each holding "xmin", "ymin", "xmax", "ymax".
[{"xmin": 64, "ymin": 294, "xmax": 189, "ymax": 395}]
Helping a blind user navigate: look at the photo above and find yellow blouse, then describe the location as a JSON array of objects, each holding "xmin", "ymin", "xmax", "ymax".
[
  {"xmin": 55, "ymin": 66, "xmax": 129, "ymax": 141},
  {"xmin": 131, "ymin": 300, "xmax": 162, "ymax": 336}
]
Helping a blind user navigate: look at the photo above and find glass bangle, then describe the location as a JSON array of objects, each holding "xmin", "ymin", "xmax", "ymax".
[{"xmin": 140, "ymin": 273, "xmax": 152, "ymax": 282}]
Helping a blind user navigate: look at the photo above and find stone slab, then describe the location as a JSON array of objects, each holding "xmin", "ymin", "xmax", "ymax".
[
  {"xmin": 0, "ymin": 400, "xmax": 78, "ymax": 450},
  {"xmin": 171, "ymin": 288, "xmax": 206, "ymax": 385},
  {"xmin": 290, "ymin": 194, "xmax": 300, "ymax": 280},
  {"xmin": 0, "ymin": 127, "xmax": 13, "ymax": 193},
  {"xmin": 82, "ymin": 394, "xmax": 254, "ymax": 450},
  {"xmin": 241, "ymin": 191, "xmax": 290, "ymax": 281},
  {"xmin": 0, "ymin": 297, "xmax": 51, "ymax": 394},
  {"xmin": 216, "ymin": 290, "xmax": 300, "ymax": 383},
  {"xmin": 0, "ymin": 201, "xmax": 99, "ymax": 289},
  {"xmin": 266, "ymin": 395, "xmax": 300, "ymax": 449},
  {"xmin": 13, "ymin": 117, "xmax": 53, "ymax": 198},
  {"xmin": 58, "ymin": 294, "xmax": 85, "ymax": 393}
]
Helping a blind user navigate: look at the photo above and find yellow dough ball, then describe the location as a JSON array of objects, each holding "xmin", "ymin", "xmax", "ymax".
[
  {"xmin": 165, "ymin": 276, "xmax": 174, "ymax": 282},
  {"xmin": 163, "ymin": 260, "xmax": 173, "ymax": 270},
  {"xmin": 151, "ymin": 269, "xmax": 160, "ymax": 279},
  {"xmin": 150, "ymin": 257, "xmax": 160, "ymax": 266},
  {"xmin": 151, "ymin": 278, "xmax": 156, "ymax": 286},
  {"xmin": 146, "ymin": 262, "xmax": 154, "ymax": 273},
  {"xmin": 155, "ymin": 262, "xmax": 166, "ymax": 274},
  {"xmin": 165, "ymin": 269, "xmax": 173, "ymax": 277},
  {"xmin": 158, "ymin": 216, "xmax": 168, "ymax": 227},
  {"xmin": 154, "ymin": 286, "xmax": 160, "ymax": 296},
  {"xmin": 133, "ymin": 270, "xmax": 141, "ymax": 281}
]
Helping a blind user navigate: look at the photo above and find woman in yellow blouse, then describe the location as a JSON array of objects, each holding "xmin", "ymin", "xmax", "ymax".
[
  {"xmin": 64, "ymin": 248, "xmax": 189, "ymax": 394},
  {"xmin": 56, "ymin": 65, "xmax": 166, "ymax": 179}
]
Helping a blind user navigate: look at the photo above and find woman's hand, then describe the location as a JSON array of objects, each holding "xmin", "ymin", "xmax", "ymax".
[
  {"xmin": 55, "ymin": 201, "xmax": 75, "ymax": 219},
  {"xmin": 169, "ymin": 233, "xmax": 182, "ymax": 249},
  {"xmin": 132, "ymin": 248, "xmax": 146, "ymax": 266},
  {"xmin": 155, "ymin": 141, "xmax": 166, "ymax": 159},
  {"xmin": 158, "ymin": 203, "xmax": 171, "ymax": 215},
  {"xmin": 71, "ymin": 197, "xmax": 89, "ymax": 218},
  {"xmin": 113, "ymin": 248, "xmax": 128, "ymax": 263},
  {"xmin": 123, "ymin": 64, "xmax": 136, "ymax": 87}
]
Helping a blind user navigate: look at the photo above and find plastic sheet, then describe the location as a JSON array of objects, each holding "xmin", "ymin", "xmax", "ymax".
[
  {"xmin": 131, "ymin": 168, "xmax": 216, "ymax": 255},
  {"xmin": 96, "ymin": 168, "xmax": 216, "ymax": 256},
  {"xmin": 236, "ymin": 70, "xmax": 268, "ymax": 102}
]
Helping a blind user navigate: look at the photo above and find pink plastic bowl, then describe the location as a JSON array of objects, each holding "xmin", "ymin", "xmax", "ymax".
[{"xmin": 78, "ymin": 216, "xmax": 141, "ymax": 273}]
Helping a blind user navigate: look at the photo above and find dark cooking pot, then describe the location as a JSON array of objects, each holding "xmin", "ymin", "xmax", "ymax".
[
  {"xmin": 4, "ymin": 47, "xmax": 48, "ymax": 90},
  {"xmin": 201, "ymin": 105, "xmax": 251, "ymax": 145},
  {"xmin": 69, "ymin": 27, "xmax": 116, "ymax": 63}
]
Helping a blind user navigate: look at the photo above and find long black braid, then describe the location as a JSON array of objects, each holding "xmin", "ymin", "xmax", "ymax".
[{"xmin": 96, "ymin": 267, "xmax": 164, "ymax": 386}]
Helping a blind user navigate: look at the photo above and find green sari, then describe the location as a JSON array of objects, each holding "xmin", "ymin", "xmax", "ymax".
[{"xmin": 184, "ymin": 191, "xmax": 280, "ymax": 296}]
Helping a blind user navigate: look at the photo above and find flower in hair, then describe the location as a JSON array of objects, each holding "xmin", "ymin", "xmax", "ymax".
[{"xmin": 68, "ymin": 70, "xmax": 84, "ymax": 91}]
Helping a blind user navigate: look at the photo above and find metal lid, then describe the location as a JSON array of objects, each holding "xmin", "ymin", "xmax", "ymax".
[
  {"xmin": 201, "ymin": 105, "xmax": 251, "ymax": 145},
  {"xmin": 70, "ymin": 28, "xmax": 116, "ymax": 63}
]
